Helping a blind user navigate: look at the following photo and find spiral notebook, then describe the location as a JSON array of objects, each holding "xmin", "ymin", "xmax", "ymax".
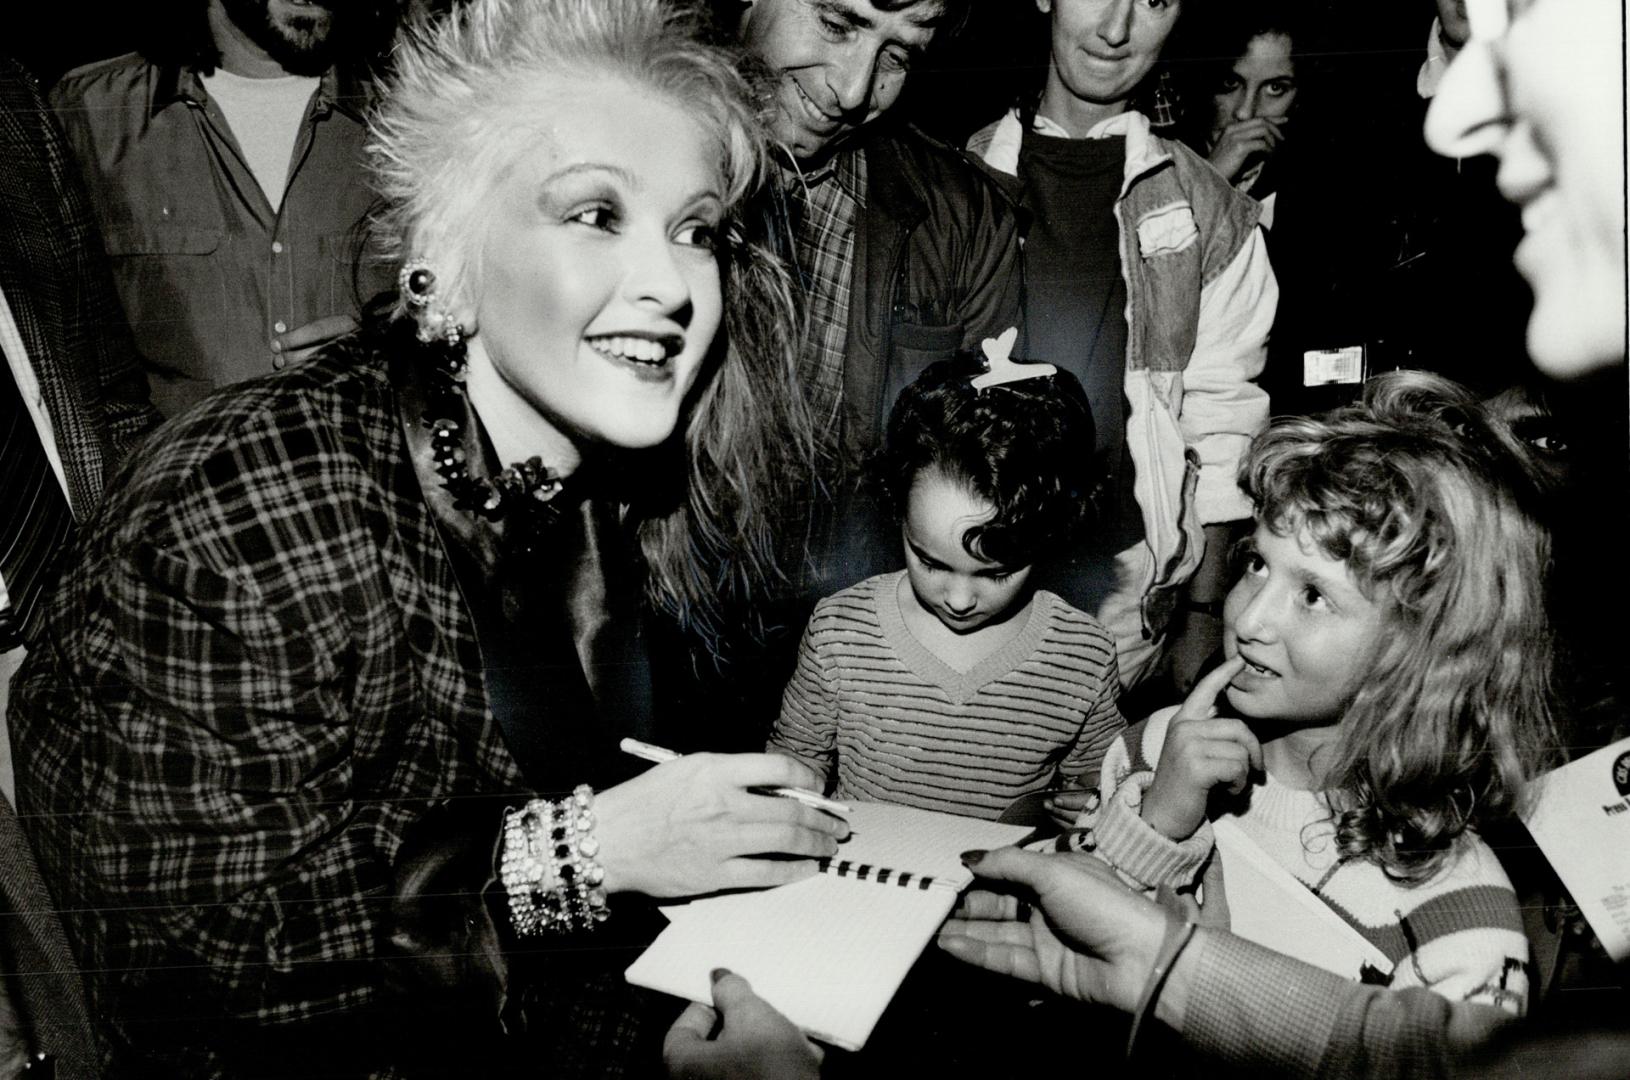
[{"xmin": 624, "ymin": 802, "xmax": 1033, "ymax": 1051}]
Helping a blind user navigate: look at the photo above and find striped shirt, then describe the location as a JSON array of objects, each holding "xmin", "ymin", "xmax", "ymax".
[{"xmin": 769, "ymin": 571, "xmax": 1125, "ymax": 820}]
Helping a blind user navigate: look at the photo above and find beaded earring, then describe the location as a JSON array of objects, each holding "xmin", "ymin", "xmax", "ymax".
[{"xmin": 399, "ymin": 257, "xmax": 465, "ymax": 350}]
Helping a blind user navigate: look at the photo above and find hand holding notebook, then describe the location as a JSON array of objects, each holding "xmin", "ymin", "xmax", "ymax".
[{"xmin": 625, "ymin": 802, "xmax": 1034, "ymax": 1051}]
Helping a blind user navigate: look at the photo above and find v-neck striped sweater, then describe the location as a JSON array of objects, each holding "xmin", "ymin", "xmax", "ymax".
[{"xmin": 768, "ymin": 571, "xmax": 1125, "ymax": 820}]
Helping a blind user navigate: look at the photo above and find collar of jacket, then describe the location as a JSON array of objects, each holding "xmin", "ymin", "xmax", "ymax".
[
  {"xmin": 150, "ymin": 62, "xmax": 369, "ymax": 123},
  {"xmin": 978, "ymin": 106, "xmax": 1175, "ymax": 200}
]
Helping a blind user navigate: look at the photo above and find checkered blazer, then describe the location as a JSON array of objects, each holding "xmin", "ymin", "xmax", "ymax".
[
  {"xmin": 11, "ymin": 336, "xmax": 531, "ymax": 1073},
  {"xmin": 0, "ymin": 57, "xmax": 158, "ymax": 517}
]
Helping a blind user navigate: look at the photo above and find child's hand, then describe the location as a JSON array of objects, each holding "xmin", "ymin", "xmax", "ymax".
[
  {"xmin": 1044, "ymin": 788, "xmax": 1100, "ymax": 829},
  {"xmin": 1140, "ymin": 657, "xmax": 1262, "ymax": 841}
]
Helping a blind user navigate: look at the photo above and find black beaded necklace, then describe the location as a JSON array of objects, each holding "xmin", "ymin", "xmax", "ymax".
[{"xmin": 418, "ymin": 338, "xmax": 569, "ymax": 537}]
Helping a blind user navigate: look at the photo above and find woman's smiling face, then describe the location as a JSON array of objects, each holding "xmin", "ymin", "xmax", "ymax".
[{"xmin": 464, "ymin": 73, "xmax": 726, "ymax": 456}]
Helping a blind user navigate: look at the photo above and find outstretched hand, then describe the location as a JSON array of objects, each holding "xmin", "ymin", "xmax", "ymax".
[
  {"xmin": 938, "ymin": 847, "xmax": 1169, "ymax": 1014},
  {"xmin": 1140, "ymin": 656, "xmax": 1261, "ymax": 841},
  {"xmin": 594, "ymin": 752, "xmax": 851, "ymax": 898},
  {"xmin": 663, "ymin": 969, "xmax": 823, "ymax": 1080}
]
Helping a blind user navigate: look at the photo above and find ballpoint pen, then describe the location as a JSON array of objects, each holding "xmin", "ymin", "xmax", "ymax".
[{"xmin": 618, "ymin": 737, "xmax": 852, "ymax": 816}]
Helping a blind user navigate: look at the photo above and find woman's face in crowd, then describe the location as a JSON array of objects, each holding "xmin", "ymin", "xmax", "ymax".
[
  {"xmin": 1426, "ymin": 0, "xmax": 1626, "ymax": 377},
  {"xmin": 1222, "ymin": 525, "xmax": 1390, "ymax": 727},
  {"xmin": 1210, "ymin": 32, "xmax": 1297, "ymax": 144},
  {"xmin": 466, "ymin": 75, "xmax": 725, "ymax": 453},
  {"xmin": 1040, "ymin": 0, "xmax": 1182, "ymax": 107}
]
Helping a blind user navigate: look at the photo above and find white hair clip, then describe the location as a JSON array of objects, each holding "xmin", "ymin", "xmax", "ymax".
[{"xmin": 970, "ymin": 327, "xmax": 1055, "ymax": 391}]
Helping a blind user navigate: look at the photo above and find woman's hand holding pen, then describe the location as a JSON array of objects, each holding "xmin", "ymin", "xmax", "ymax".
[
  {"xmin": 1140, "ymin": 656, "xmax": 1262, "ymax": 841},
  {"xmin": 595, "ymin": 752, "xmax": 851, "ymax": 898}
]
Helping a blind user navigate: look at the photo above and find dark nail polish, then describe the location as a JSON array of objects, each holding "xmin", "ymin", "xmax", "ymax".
[
  {"xmin": 710, "ymin": 967, "xmax": 730, "ymax": 984},
  {"xmin": 960, "ymin": 849, "xmax": 987, "ymax": 867}
]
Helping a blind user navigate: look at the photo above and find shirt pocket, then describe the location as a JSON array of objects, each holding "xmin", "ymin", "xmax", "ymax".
[
  {"xmin": 1134, "ymin": 200, "xmax": 1200, "ymax": 259},
  {"xmin": 101, "ymin": 222, "xmax": 228, "ymax": 368},
  {"xmin": 885, "ymin": 320, "xmax": 965, "ymax": 417},
  {"xmin": 320, "ymin": 231, "xmax": 393, "ymax": 313}
]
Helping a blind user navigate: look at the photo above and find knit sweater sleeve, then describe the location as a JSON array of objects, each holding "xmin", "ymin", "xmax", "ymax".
[
  {"xmin": 766, "ymin": 602, "xmax": 841, "ymax": 789},
  {"xmin": 1183, "ymin": 927, "xmax": 1516, "ymax": 1080},
  {"xmin": 1075, "ymin": 708, "xmax": 1214, "ymax": 891},
  {"xmin": 1378, "ymin": 834, "xmax": 1532, "ymax": 1016}
]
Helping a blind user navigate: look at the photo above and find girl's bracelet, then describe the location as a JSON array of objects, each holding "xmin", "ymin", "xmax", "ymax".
[{"xmin": 1124, "ymin": 887, "xmax": 1199, "ymax": 1059}]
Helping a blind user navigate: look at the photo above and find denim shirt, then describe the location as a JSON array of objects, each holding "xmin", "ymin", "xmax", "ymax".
[{"xmin": 51, "ymin": 55, "xmax": 394, "ymax": 418}]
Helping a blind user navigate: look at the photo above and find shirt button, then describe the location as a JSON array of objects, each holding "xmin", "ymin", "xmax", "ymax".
[
  {"xmin": 273, "ymin": 320, "xmax": 287, "ymax": 334},
  {"xmin": 271, "ymin": 241, "xmax": 284, "ymax": 254},
  {"xmin": 272, "ymin": 352, "xmax": 287, "ymax": 370}
]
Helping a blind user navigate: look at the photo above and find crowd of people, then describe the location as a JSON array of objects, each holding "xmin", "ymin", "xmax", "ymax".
[{"xmin": 0, "ymin": 0, "xmax": 1623, "ymax": 1077}]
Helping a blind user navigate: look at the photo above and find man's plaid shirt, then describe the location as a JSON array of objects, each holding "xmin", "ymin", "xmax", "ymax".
[
  {"xmin": 11, "ymin": 337, "xmax": 529, "ymax": 1069},
  {"xmin": 784, "ymin": 147, "xmax": 866, "ymax": 442}
]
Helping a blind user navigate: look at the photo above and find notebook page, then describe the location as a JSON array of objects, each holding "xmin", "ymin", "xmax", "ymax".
[
  {"xmin": 625, "ymin": 803, "xmax": 1033, "ymax": 1050},
  {"xmin": 827, "ymin": 802, "xmax": 1034, "ymax": 889},
  {"xmin": 626, "ymin": 871, "xmax": 957, "ymax": 1051}
]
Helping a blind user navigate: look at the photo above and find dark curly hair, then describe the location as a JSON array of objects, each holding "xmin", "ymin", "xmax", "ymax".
[{"xmin": 877, "ymin": 355, "xmax": 1098, "ymax": 569}]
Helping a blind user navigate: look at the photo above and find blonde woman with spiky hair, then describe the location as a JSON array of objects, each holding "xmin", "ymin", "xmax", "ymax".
[{"xmin": 11, "ymin": 0, "xmax": 845, "ymax": 1074}]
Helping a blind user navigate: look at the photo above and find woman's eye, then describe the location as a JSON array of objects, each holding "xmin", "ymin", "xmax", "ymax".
[
  {"xmin": 1265, "ymin": 80, "xmax": 1295, "ymax": 97},
  {"xmin": 1300, "ymin": 585, "xmax": 1326, "ymax": 609},
  {"xmin": 675, "ymin": 222, "xmax": 720, "ymax": 251},
  {"xmin": 567, "ymin": 205, "xmax": 617, "ymax": 231},
  {"xmin": 1217, "ymin": 76, "xmax": 1243, "ymax": 94},
  {"xmin": 1243, "ymin": 552, "xmax": 1267, "ymax": 576}
]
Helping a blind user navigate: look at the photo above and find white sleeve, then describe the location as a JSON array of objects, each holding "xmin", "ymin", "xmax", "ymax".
[{"xmin": 1181, "ymin": 226, "xmax": 1276, "ymax": 525}]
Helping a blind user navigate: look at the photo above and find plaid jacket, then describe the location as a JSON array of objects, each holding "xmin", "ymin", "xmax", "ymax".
[
  {"xmin": 11, "ymin": 335, "xmax": 529, "ymax": 1073},
  {"xmin": 0, "ymin": 57, "xmax": 158, "ymax": 517}
]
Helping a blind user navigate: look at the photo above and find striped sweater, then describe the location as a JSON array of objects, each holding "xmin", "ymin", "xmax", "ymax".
[
  {"xmin": 768, "ymin": 571, "xmax": 1125, "ymax": 820},
  {"xmin": 1082, "ymin": 707, "xmax": 1530, "ymax": 1013}
]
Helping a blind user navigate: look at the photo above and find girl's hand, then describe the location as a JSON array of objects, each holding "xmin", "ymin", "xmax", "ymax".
[
  {"xmin": 1043, "ymin": 788, "xmax": 1100, "ymax": 830},
  {"xmin": 1208, "ymin": 117, "xmax": 1286, "ymax": 185},
  {"xmin": 1140, "ymin": 657, "xmax": 1263, "ymax": 841},
  {"xmin": 593, "ymin": 752, "xmax": 851, "ymax": 898}
]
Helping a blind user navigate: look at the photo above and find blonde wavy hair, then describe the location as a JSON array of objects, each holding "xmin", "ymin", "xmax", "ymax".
[
  {"xmin": 1242, "ymin": 372, "xmax": 1560, "ymax": 882},
  {"xmin": 368, "ymin": 0, "xmax": 817, "ymax": 653}
]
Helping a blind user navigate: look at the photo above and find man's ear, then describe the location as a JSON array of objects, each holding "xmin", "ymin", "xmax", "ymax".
[{"xmin": 1035, "ymin": 0, "xmax": 1052, "ymax": 14}]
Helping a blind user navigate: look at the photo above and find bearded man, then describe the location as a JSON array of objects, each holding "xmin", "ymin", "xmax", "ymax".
[{"xmin": 50, "ymin": 0, "xmax": 397, "ymax": 417}]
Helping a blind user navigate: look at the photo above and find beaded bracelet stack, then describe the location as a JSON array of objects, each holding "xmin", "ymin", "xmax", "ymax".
[{"xmin": 498, "ymin": 784, "xmax": 610, "ymax": 936}]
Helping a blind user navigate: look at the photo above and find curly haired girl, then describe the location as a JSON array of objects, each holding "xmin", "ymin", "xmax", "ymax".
[{"xmin": 1073, "ymin": 371, "xmax": 1558, "ymax": 1012}]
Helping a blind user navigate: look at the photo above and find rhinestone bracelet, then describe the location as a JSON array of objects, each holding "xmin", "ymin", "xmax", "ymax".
[{"xmin": 499, "ymin": 784, "xmax": 610, "ymax": 936}]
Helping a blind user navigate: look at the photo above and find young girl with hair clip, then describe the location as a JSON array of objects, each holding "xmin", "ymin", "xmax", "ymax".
[
  {"xmin": 768, "ymin": 345, "xmax": 1126, "ymax": 820},
  {"xmin": 1066, "ymin": 370, "xmax": 1558, "ymax": 1012}
]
